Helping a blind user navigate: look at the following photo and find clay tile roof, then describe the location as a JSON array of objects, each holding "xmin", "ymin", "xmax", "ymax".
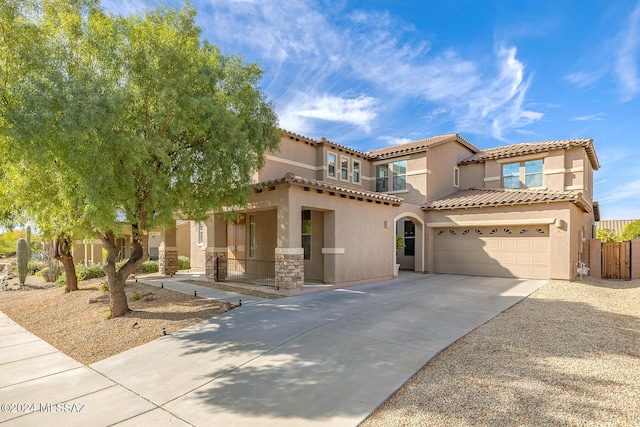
[
  {"xmin": 366, "ymin": 133, "xmax": 479, "ymax": 159},
  {"xmin": 278, "ymin": 128, "xmax": 370, "ymax": 157},
  {"xmin": 257, "ymin": 173, "xmax": 403, "ymax": 205},
  {"xmin": 422, "ymin": 187, "xmax": 592, "ymax": 212},
  {"xmin": 459, "ymin": 139, "xmax": 600, "ymax": 170}
]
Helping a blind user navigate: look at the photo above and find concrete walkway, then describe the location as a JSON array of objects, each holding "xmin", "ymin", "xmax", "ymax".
[
  {"xmin": 0, "ymin": 273, "xmax": 546, "ymax": 426},
  {"xmin": 136, "ymin": 273, "xmax": 270, "ymax": 306}
]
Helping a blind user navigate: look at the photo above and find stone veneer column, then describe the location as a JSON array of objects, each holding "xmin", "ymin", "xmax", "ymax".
[
  {"xmin": 275, "ymin": 248, "xmax": 304, "ymax": 290},
  {"xmin": 206, "ymin": 247, "xmax": 228, "ymax": 282},
  {"xmin": 159, "ymin": 243, "xmax": 178, "ymax": 275}
]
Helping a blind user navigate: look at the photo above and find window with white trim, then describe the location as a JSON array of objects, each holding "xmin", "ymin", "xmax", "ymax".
[
  {"xmin": 340, "ymin": 156, "xmax": 349, "ymax": 180},
  {"xmin": 524, "ymin": 160, "xmax": 543, "ymax": 187},
  {"xmin": 502, "ymin": 159, "xmax": 543, "ymax": 189},
  {"xmin": 198, "ymin": 221, "xmax": 204, "ymax": 245},
  {"xmin": 302, "ymin": 210, "xmax": 311, "ymax": 260},
  {"xmin": 327, "ymin": 152, "xmax": 337, "ymax": 179},
  {"xmin": 353, "ymin": 161, "xmax": 361, "ymax": 184},
  {"xmin": 454, "ymin": 167, "xmax": 460, "ymax": 188},
  {"xmin": 376, "ymin": 160, "xmax": 407, "ymax": 192},
  {"xmin": 248, "ymin": 215, "xmax": 255, "ymax": 258}
]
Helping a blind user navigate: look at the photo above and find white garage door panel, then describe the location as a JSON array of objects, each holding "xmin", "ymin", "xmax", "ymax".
[{"xmin": 433, "ymin": 226, "xmax": 549, "ymax": 279}]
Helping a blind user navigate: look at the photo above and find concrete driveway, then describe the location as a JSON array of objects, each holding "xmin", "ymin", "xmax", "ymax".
[{"xmin": 1, "ymin": 273, "xmax": 546, "ymax": 426}]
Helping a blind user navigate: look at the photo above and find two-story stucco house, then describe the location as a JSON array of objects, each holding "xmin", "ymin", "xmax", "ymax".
[{"xmin": 164, "ymin": 130, "xmax": 599, "ymax": 294}]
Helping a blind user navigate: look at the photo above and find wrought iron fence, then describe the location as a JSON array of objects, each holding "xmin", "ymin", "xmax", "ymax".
[{"xmin": 219, "ymin": 257, "xmax": 276, "ymax": 287}]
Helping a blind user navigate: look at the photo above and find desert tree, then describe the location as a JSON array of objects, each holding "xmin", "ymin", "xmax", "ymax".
[{"xmin": 1, "ymin": 1, "xmax": 279, "ymax": 316}]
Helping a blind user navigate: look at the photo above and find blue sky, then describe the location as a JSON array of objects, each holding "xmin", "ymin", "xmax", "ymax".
[{"xmin": 104, "ymin": 0, "xmax": 640, "ymax": 220}]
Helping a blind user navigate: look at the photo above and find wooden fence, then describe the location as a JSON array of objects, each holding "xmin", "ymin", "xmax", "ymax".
[{"xmin": 601, "ymin": 241, "xmax": 631, "ymax": 280}]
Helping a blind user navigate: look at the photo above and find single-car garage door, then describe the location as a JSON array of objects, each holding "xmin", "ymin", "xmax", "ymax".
[{"xmin": 433, "ymin": 225, "xmax": 550, "ymax": 279}]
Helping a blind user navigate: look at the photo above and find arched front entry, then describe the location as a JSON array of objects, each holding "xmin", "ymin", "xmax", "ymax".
[{"xmin": 393, "ymin": 213, "xmax": 425, "ymax": 273}]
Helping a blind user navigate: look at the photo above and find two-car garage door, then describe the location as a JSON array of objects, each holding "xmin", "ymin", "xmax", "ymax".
[{"xmin": 433, "ymin": 225, "xmax": 550, "ymax": 279}]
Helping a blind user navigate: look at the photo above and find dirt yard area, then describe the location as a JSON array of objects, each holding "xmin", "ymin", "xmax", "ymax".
[
  {"xmin": 362, "ymin": 277, "xmax": 640, "ymax": 426},
  {"xmin": 0, "ymin": 274, "xmax": 228, "ymax": 365}
]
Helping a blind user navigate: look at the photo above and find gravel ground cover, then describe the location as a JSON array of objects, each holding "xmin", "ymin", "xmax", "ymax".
[
  {"xmin": 0, "ymin": 275, "xmax": 227, "ymax": 365},
  {"xmin": 362, "ymin": 277, "xmax": 640, "ymax": 426}
]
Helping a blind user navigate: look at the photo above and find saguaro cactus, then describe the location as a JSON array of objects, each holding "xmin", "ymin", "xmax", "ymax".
[
  {"xmin": 17, "ymin": 238, "xmax": 28, "ymax": 285},
  {"xmin": 26, "ymin": 226, "xmax": 32, "ymax": 261}
]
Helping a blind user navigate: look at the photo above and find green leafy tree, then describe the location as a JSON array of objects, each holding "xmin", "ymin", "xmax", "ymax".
[
  {"xmin": 621, "ymin": 220, "xmax": 640, "ymax": 241},
  {"xmin": 2, "ymin": 1, "xmax": 279, "ymax": 316},
  {"xmin": 0, "ymin": 162, "xmax": 84, "ymax": 291},
  {"xmin": 596, "ymin": 228, "xmax": 621, "ymax": 243},
  {"xmin": 0, "ymin": 230, "xmax": 21, "ymax": 257}
]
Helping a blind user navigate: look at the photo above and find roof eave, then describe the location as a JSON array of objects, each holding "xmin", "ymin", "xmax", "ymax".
[{"xmin": 256, "ymin": 174, "xmax": 403, "ymax": 206}]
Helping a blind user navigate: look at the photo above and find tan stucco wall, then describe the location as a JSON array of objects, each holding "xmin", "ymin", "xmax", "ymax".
[
  {"xmin": 176, "ymin": 222, "xmax": 190, "ymax": 259},
  {"xmin": 71, "ymin": 240, "xmax": 103, "ymax": 264},
  {"xmin": 188, "ymin": 221, "xmax": 206, "ymax": 269},
  {"xmin": 251, "ymin": 209, "xmax": 277, "ymax": 260},
  {"xmin": 459, "ymin": 162, "xmax": 484, "ymax": 189},
  {"xmin": 292, "ymin": 187, "xmax": 394, "ymax": 284},
  {"xmin": 426, "ymin": 142, "xmax": 475, "ymax": 200},
  {"xmin": 258, "ymin": 136, "xmax": 320, "ymax": 183}
]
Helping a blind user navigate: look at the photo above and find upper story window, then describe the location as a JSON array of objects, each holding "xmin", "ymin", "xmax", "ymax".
[
  {"xmin": 502, "ymin": 159, "xmax": 543, "ymax": 189},
  {"xmin": 376, "ymin": 160, "xmax": 407, "ymax": 192},
  {"xmin": 454, "ymin": 167, "xmax": 460, "ymax": 188},
  {"xmin": 340, "ymin": 156, "xmax": 349, "ymax": 180},
  {"xmin": 327, "ymin": 152, "xmax": 337, "ymax": 178},
  {"xmin": 353, "ymin": 161, "xmax": 361, "ymax": 184},
  {"xmin": 524, "ymin": 160, "xmax": 543, "ymax": 187}
]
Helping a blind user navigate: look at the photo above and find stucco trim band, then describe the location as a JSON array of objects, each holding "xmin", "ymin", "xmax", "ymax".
[{"xmin": 321, "ymin": 248, "xmax": 345, "ymax": 255}]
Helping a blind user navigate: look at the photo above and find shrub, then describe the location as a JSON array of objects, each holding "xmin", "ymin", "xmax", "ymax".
[
  {"xmin": 115, "ymin": 259, "xmax": 129, "ymax": 272},
  {"xmin": 131, "ymin": 291, "xmax": 152, "ymax": 301},
  {"xmin": 396, "ymin": 235, "xmax": 406, "ymax": 253},
  {"xmin": 27, "ymin": 261, "xmax": 47, "ymax": 275},
  {"xmin": 55, "ymin": 274, "xmax": 66, "ymax": 287},
  {"xmin": 40, "ymin": 267, "xmax": 52, "ymax": 282},
  {"xmin": 178, "ymin": 256, "xmax": 190, "ymax": 270},
  {"xmin": 76, "ymin": 263, "xmax": 106, "ymax": 280},
  {"xmin": 139, "ymin": 261, "xmax": 159, "ymax": 273},
  {"xmin": 100, "ymin": 281, "xmax": 109, "ymax": 292}
]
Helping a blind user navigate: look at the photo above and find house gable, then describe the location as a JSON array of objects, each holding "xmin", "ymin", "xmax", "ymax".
[{"xmin": 457, "ymin": 139, "xmax": 599, "ymax": 204}]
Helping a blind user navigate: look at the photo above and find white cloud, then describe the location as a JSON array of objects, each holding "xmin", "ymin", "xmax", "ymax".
[
  {"xmin": 599, "ymin": 178, "xmax": 640, "ymax": 203},
  {"xmin": 378, "ymin": 136, "xmax": 412, "ymax": 146},
  {"xmin": 564, "ymin": 71, "xmax": 604, "ymax": 88},
  {"xmin": 107, "ymin": 1, "xmax": 544, "ymax": 141},
  {"xmin": 614, "ymin": 2, "xmax": 640, "ymax": 101},
  {"xmin": 450, "ymin": 46, "xmax": 543, "ymax": 140},
  {"xmin": 571, "ymin": 113, "xmax": 606, "ymax": 121},
  {"xmin": 278, "ymin": 93, "xmax": 378, "ymax": 133},
  {"xmin": 295, "ymin": 95, "xmax": 378, "ymax": 130}
]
